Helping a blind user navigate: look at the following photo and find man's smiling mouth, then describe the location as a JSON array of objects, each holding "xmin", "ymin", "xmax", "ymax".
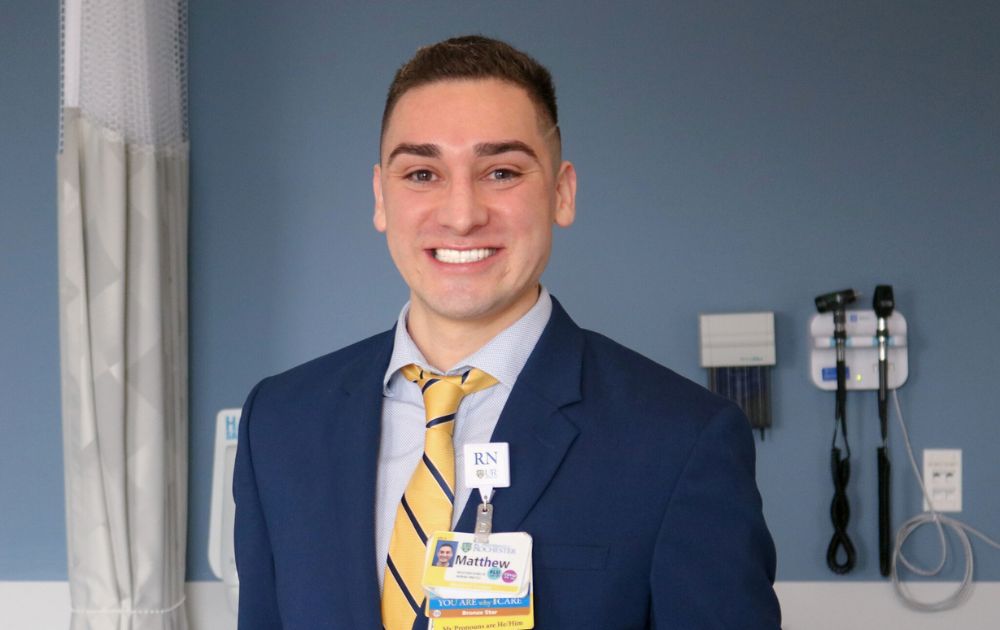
[{"xmin": 433, "ymin": 248, "xmax": 497, "ymax": 264}]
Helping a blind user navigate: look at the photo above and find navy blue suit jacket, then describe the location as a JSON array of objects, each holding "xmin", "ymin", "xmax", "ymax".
[{"xmin": 234, "ymin": 299, "xmax": 781, "ymax": 629}]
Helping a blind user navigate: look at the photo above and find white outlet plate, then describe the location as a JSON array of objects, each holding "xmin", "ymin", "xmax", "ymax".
[{"xmin": 923, "ymin": 449, "xmax": 962, "ymax": 512}]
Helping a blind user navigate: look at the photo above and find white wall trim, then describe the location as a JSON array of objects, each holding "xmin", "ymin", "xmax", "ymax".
[
  {"xmin": 2, "ymin": 581, "xmax": 998, "ymax": 629},
  {"xmin": 775, "ymin": 581, "xmax": 1000, "ymax": 629}
]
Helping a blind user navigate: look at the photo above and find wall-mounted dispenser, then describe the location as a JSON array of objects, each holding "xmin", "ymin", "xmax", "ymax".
[
  {"xmin": 209, "ymin": 408, "xmax": 241, "ymax": 614},
  {"xmin": 700, "ymin": 312, "xmax": 776, "ymax": 439}
]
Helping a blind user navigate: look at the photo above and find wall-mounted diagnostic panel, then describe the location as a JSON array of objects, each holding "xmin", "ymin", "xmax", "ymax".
[{"xmin": 809, "ymin": 310, "xmax": 908, "ymax": 391}]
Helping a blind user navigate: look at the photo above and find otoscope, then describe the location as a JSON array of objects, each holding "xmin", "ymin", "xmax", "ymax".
[
  {"xmin": 816, "ymin": 288, "xmax": 859, "ymax": 574},
  {"xmin": 874, "ymin": 285, "xmax": 895, "ymax": 577}
]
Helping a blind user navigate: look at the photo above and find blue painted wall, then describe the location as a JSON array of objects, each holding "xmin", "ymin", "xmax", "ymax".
[
  {"xmin": 3, "ymin": 1, "xmax": 998, "ymax": 585},
  {"xmin": 0, "ymin": 0, "xmax": 65, "ymax": 579}
]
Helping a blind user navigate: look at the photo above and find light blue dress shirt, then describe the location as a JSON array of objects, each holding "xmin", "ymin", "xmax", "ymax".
[{"xmin": 375, "ymin": 288, "xmax": 552, "ymax": 590}]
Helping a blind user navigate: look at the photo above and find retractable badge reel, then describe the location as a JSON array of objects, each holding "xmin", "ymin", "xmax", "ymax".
[{"xmin": 464, "ymin": 443, "xmax": 511, "ymax": 542}]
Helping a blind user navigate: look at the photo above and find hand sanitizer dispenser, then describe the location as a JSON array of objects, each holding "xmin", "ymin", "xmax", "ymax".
[{"xmin": 209, "ymin": 408, "xmax": 241, "ymax": 613}]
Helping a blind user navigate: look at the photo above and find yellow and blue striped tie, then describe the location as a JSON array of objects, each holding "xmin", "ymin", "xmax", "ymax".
[{"xmin": 382, "ymin": 364, "xmax": 498, "ymax": 630}]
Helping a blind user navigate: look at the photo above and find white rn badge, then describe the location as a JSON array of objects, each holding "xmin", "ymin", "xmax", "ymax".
[{"xmin": 463, "ymin": 442, "xmax": 510, "ymax": 500}]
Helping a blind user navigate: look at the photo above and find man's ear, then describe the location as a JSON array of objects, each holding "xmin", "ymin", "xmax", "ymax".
[
  {"xmin": 554, "ymin": 161, "xmax": 577, "ymax": 227},
  {"xmin": 373, "ymin": 164, "xmax": 387, "ymax": 232}
]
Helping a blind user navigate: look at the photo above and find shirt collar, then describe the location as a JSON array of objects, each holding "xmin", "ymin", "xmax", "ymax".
[{"xmin": 382, "ymin": 287, "xmax": 553, "ymax": 396}]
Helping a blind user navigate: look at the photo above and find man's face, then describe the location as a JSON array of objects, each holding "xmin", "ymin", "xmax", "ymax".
[
  {"xmin": 374, "ymin": 79, "xmax": 576, "ymax": 334},
  {"xmin": 436, "ymin": 544, "xmax": 453, "ymax": 566}
]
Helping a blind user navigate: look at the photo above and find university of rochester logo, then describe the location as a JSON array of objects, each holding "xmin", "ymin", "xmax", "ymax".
[{"xmin": 461, "ymin": 542, "xmax": 473, "ymax": 553}]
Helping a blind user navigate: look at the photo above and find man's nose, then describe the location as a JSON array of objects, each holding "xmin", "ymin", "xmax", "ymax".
[{"xmin": 436, "ymin": 176, "xmax": 488, "ymax": 234}]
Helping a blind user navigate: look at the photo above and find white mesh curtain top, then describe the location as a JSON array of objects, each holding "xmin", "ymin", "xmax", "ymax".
[{"xmin": 58, "ymin": 1, "xmax": 189, "ymax": 629}]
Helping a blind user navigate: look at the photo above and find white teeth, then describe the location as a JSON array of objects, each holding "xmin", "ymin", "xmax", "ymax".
[{"xmin": 434, "ymin": 248, "xmax": 496, "ymax": 264}]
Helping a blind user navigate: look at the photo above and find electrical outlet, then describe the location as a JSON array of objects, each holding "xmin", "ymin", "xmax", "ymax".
[{"xmin": 923, "ymin": 449, "xmax": 962, "ymax": 512}]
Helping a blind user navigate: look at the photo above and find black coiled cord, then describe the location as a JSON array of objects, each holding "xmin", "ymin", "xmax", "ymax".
[
  {"xmin": 826, "ymin": 446, "xmax": 856, "ymax": 573},
  {"xmin": 822, "ymin": 303, "xmax": 856, "ymax": 574}
]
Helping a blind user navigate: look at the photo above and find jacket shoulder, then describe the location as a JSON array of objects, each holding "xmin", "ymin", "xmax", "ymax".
[
  {"xmin": 579, "ymin": 328, "xmax": 735, "ymax": 424},
  {"xmin": 250, "ymin": 329, "xmax": 394, "ymax": 405}
]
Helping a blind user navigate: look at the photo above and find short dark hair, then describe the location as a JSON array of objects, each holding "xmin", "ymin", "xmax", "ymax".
[{"xmin": 381, "ymin": 35, "xmax": 559, "ymax": 140}]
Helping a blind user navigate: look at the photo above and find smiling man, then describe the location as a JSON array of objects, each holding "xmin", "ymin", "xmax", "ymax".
[
  {"xmin": 373, "ymin": 76, "xmax": 575, "ymax": 370},
  {"xmin": 234, "ymin": 36, "xmax": 780, "ymax": 630}
]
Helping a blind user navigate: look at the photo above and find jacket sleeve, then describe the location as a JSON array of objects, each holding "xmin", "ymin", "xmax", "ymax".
[
  {"xmin": 650, "ymin": 404, "xmax": 781, "ymax": 629},
  {"xmin": 233, "ymin": 379, "xmax": 284, "ymax": 629}
]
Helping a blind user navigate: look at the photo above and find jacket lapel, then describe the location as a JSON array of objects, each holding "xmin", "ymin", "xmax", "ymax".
[
  {"xmin": 329, "ymin": 330, "xmax": 394, "ymax": 628},
  {"xmin": 456, "ymin": 299, "xmax": 583, "ymax": 534}
]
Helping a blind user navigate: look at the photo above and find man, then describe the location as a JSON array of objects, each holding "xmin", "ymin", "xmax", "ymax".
[{"xmin": 234, "ymin": 35, "xmax": 780, "ymax": 629}]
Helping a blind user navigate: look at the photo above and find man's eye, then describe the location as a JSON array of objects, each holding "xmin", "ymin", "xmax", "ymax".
[
  {"xmin": 405, "ymin": 170, "xmax": 436, "ymax": 183},
  {"xmin": 488, "ymin": 169, "xmax": 520, "ymax": 181}
]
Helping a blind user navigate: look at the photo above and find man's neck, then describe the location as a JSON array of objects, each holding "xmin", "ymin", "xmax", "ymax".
[{"xmin": 406, "ymin": 289, "xmax": 540, "ymax": 371}]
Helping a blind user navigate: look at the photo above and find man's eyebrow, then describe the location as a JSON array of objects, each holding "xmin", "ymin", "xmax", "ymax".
[
  {"xmin": 474, "ymin": 141, "xmax": 538, "ymax": 160},
  {"xmin": 386, "ymin": 143, "xmax": 441, "ymax": 164}
]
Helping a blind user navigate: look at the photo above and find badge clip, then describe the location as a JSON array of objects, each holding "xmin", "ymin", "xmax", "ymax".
[{"xmin": 474, "ymin": 500, "xmax": 493, "ymax": 543}]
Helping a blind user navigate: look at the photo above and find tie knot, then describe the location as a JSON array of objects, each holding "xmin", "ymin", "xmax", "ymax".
[{"xmin": 400, "ymin": 364, "xmax": 498, "ymax": 430}]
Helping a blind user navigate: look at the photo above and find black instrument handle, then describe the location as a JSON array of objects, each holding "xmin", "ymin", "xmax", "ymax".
[
  {"xmin": 878, "ymin": 446, "xmax": 892, "ymax": 577},
  {"xmin": 878, "ymin": 347, "xmax": 889, "ymax": 440}
]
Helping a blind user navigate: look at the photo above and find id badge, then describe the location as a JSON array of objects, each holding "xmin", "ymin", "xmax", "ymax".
[
  {"xmin": 422, "ymin": 532, "xmax": 533, "ymax": 628},
  {"xmin": 423, "ymin": 531, "xmax": 531, "ymax": 596}
]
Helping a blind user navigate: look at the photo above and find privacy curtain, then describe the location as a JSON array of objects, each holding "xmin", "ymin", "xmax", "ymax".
[{"xmin": 57, "ymin": 1, "xmax": 189, "ymax": 628}]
